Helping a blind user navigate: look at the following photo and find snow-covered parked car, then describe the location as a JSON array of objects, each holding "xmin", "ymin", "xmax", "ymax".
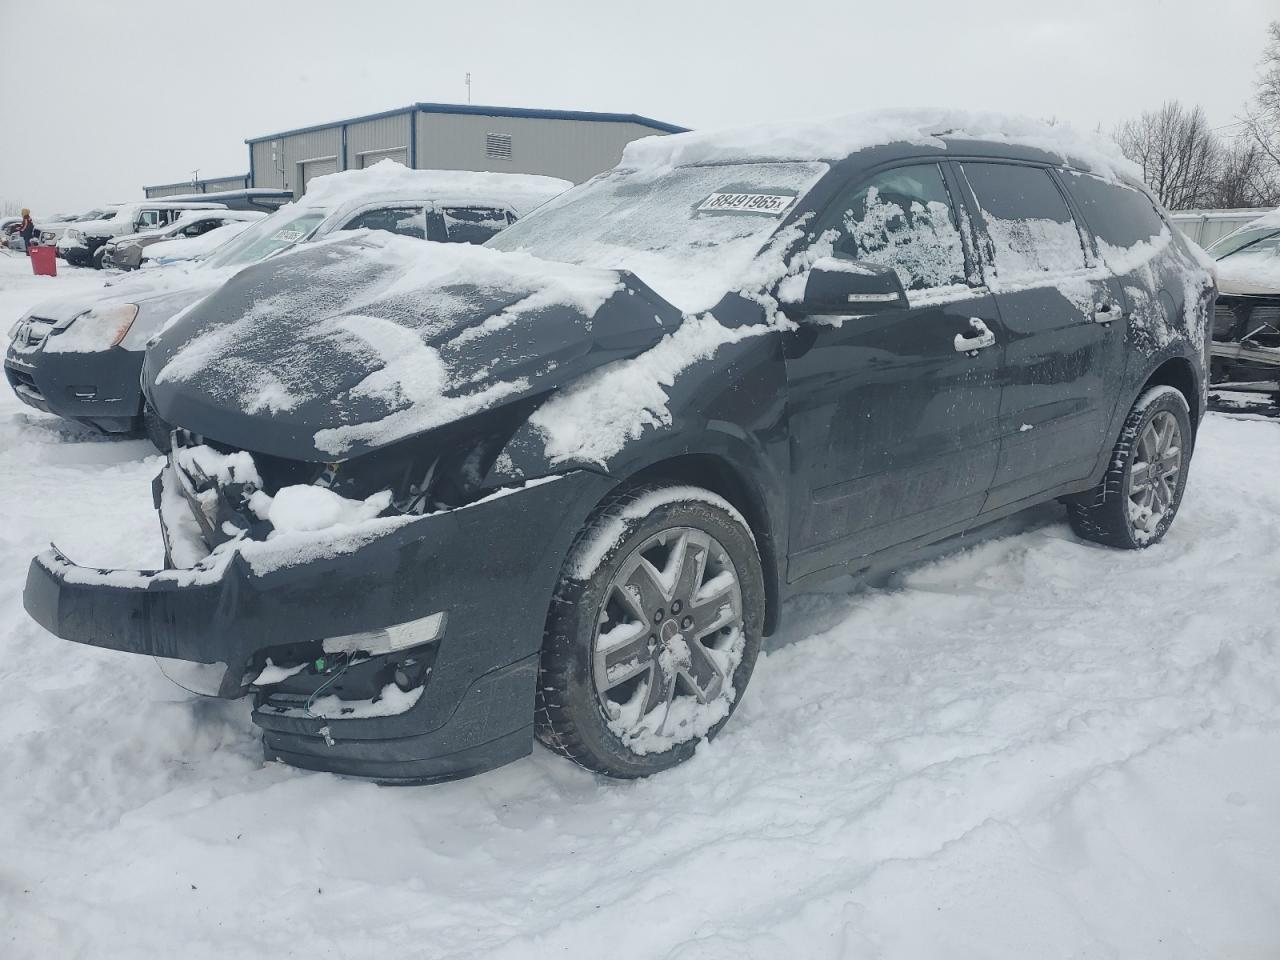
[
  {"xmin": 57, "ymin": 200, "xmax": 229, "ymax": 268},
  {"xmin": 5, "ymin": 162, "xmax": 568, "ymax": 445},
  {"xmin": 1205, "ymin": 208, "xmax": 1280, "ymax": 400},
  {"xmin": 38, "ymin": 207, "xmax": 121, "ymax": 251},
  {"xmin": 101, "ymin": 210, "xmax": 266, "ymax": 271},
  {"xmin": 22, "ymin": 111, "xmax": 1215, "ymax": 785}
]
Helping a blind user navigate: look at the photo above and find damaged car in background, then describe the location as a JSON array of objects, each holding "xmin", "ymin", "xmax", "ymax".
[
  {"xmin": 23, "ymin": 111, "xmax": 1215, "ymax": 784},
  {"xmin": 5, "ymin": 162, "xmax": 569, "ymax": 448},
  {"xmin": 1206, "ymin": 207, "xmax": 1280, "ymax": 413}
]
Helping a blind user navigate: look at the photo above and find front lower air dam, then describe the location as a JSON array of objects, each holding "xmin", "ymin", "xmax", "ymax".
[{"xmin": 23, "ymin": 468, "xmax": 618, "ymax": 783}]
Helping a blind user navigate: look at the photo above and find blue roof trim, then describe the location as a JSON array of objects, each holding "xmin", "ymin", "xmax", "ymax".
[
  {"xmin": 144, "ymin": 173, "xmax": 250, "ymax": 191},
  {"xmin": 245, "ymin": 102, "xmax": 687, "ymax": 143}
]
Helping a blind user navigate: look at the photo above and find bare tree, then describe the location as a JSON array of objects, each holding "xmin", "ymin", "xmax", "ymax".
[
  {"xmin": 1209, "ymin": 139, "xmax": 1280, "ymax": 207},
  {"xmin": 1115, "ymin": 102, "xmax": 1222, "ymax": 209},
  {"xmin": 1241, "ymin": 20, "xmax": 1280, "ymax": 174}
]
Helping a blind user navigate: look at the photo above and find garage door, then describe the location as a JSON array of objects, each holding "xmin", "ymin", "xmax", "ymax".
[
  {"xmin": 299, "ymin": 157, "xmax": 339, "ymax": 194},
  {"xmin": 358, "ymin": 147, "xmax": 408, "ymax": 169}
]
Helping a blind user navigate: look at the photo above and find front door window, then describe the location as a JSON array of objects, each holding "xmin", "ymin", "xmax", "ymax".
[{"xmin": 817, "ymin": 162, "xmax": 968, "ymax": 294}]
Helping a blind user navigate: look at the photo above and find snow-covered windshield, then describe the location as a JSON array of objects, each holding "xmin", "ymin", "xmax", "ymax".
[
  {"xmin": 201, "ymin": 208, "xmax": 328, "ymax": 270},
  {"xmin": 1210, "ymin": 225, "xmax": 1280, "ymax": 261},
  {"xmin": 487, "ymin": 161, "xmax": 829, "ymax": 312}
]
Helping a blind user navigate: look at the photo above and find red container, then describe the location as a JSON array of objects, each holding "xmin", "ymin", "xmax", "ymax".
[{"xmin": 30, "ymin": 244, "xmax": 57, "ymax": 277}]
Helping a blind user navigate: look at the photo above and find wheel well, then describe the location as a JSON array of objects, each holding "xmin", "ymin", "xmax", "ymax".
[
  {"xmin": 624, "ymin": 454, "xmax": 782, "ymax": 636},
  {"xmin": 1139, "ymin": 357, "xmax": 1200, "ymax": 428}
]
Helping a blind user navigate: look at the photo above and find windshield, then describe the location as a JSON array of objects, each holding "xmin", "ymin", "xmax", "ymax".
[
  {"xmin": 201, "ymin": 207, "xmax": 329, "ymax": 270},
  {"xmin": 1209, "ymin": 224, "xmax": 1280, "ymax": 260},
  {"xmin": 77, "ymin": 209, "xmax": 115, "ymax": 222},
  {"xmin": 487, "ymin": 161, "xmax": 829, "ymax": 312}
]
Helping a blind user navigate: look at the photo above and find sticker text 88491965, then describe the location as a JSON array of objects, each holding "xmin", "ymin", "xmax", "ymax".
[{"xmin": 696, "ymin": 193, "xmax": 796, "ymax": 215}]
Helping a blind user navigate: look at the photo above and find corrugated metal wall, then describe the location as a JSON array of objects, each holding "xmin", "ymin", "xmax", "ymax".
[
  {"xmin": 250, "ymin": 127, "xmax": 343, "ymax": 196},
  {"xmin": 145, "ymin": 184, "xmax": 196, "ymax": 198},
  {"xmin": 415, "ymin": 113, "xmax": 661, "ymax": 183},
  {"xmin": 202, "ymin": 175, "xmax": 249, "ymax": 193},
  {"xmin": 347, "ymin": 113, "xmax": 412, "ymax": 169},
  {"xmin": 248, "ymin": 109, "xmax": 673, "ymax": 194},
  {"xmin": 1169, "ymin": 208, "xmax": 1269, "ymax": 249},
  {"xmin": 146, "ymin": 175, "xmax": 249, "ymax": 198}
]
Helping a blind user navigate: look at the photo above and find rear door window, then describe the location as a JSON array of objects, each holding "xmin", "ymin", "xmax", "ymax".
[
  {"xmin": 341, "ymin": 205, "xmax": 426, "ymax": 240},
  {"xmin": 816, "ymin": 162, "xmax": 968, "ymax": 292},
  {"xmin": 1063, "ymin": 172, "xmax": 1168, "ymax": 254},
  {"xmin": 960, "ymin": 162, "xmax": 1086, "ymax": 282},
  {"xmin": 440, "ymin": 206, "xmax": 512, "ymax": 244}
]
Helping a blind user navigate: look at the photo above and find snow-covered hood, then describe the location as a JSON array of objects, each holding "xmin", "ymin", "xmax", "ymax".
[
  {"xmin": 1216, "ymin": 251, "xmax": 1280, "ymax": 296},
  {"xmin": 143, "ymin": 233, "xmax": 685, "ymax": 461}
]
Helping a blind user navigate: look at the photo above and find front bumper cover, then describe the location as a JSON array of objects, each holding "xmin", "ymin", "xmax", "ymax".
[
  {"xmin": 24, "ymin": 467, "xmax": 613, "ymax": 782},
  {"xmin": 4, "ymin": 338, "xmax": 144, "ymax": 432}
]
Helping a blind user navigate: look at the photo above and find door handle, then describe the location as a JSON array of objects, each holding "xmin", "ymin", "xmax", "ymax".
[
  {"xmin": 1093, "ymin": 303, "xmax": 1125, "ymax": 326},
  {"xmin": 954, "ymin": 317, "xmax": 996, "ymax": 354}
]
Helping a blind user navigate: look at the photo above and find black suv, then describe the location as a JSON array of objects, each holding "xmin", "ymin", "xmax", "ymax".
[{"xmin": 24, "ymin": 117, "xmax": 1215, "ymax": 784}]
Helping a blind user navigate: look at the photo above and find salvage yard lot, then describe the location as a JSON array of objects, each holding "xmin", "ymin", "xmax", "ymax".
[{"xmin": 1, "ymin": 253, "xmax": 1278, "ymax": 958}]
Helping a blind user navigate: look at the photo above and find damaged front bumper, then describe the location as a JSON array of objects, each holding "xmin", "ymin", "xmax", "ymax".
[{"xmin": 24, "ymin": 465, "xmax": 613, "ymax": 783}]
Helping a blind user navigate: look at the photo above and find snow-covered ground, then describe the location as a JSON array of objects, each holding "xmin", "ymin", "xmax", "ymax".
[{"xmin": 1, "ymin": 251, "xmax": 1278, "ymax": 959}]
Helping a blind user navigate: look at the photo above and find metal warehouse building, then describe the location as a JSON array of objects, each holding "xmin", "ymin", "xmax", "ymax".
[
  {"xmin": 245, "ymin": 102, "xmax": 687, "ymax": 197},
  {"xmin": 144, "ymin": 173, "xmax": 251, "ymax": 198}
]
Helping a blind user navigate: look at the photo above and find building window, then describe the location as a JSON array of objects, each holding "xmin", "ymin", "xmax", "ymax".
[{"xmin": 486, "ymin": 133, "xmax": 513, "ymax": 161}]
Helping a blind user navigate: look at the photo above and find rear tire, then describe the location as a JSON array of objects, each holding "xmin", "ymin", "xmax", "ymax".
[
  {"xmin": 536, "ymin": 484, "xmax": 766, "ymax": 778},
  {"xmin": 1066, "ymin": 386, "xmax": 1193, "ymax": 549},
  {"xmin": 91, "ymin": 246, "xmax": 106, "ymax": 270}
]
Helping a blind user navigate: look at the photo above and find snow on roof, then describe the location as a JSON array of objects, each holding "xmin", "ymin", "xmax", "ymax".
[
  {"xmin": 298, "ymin": 160, "xmax": 571, "ymax": 216},
  {"xmin": 1241, "ymin": 206, "xmax": 1280, "ymax": 231},
  {"xmin": 622, "ymin": 108, "xmax": 1141, "ymax": 182}
]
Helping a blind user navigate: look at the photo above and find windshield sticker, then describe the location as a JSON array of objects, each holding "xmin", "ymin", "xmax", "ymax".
[
  {"xmin": 697, "ymin": 192, "xmax": 795, "ymax": 215},
  {"xmin": 270, "ymin": 229, "xmax": 306, "ymax": 242}
]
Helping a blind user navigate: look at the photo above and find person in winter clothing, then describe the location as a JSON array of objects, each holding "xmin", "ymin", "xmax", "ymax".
[{"xmin": 19, "ymin": 209, "xmax": 37, "ymax": 251}]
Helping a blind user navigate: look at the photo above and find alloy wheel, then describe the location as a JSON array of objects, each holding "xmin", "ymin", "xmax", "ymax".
[
  {"xmin": 591, "ymin": 526, "xmax": 745, "ymax": 743},
  {"xmin": 1126, "ymin": 410, "xmax": 1183, "ymax": 542}
]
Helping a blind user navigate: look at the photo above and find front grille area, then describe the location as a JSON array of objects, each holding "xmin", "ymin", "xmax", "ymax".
[{"xmin": 1214, "ymin": 297, "xmax": 1280, "ymax": 347}]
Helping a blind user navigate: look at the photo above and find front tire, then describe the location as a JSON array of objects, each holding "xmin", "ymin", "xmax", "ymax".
[
  {"xmin": 1067, "ymin": 386, "xmax": 1193, "ymax": 549},
  {"xmin": 536, "ymin": 484, "xmax": 766, "ymax": 778},
  {"xmin": 140, "ymin": 405, "xmax": 173, "ymax": 453}
]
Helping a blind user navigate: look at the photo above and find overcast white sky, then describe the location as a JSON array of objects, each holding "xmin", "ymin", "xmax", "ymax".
[{"xmin": 1, "ymin": 0, "xmax": 1275, "ymax": 214}]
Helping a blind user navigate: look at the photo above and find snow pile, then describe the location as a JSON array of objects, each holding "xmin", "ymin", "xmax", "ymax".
[
  {"xmin": 300, "ymin": 682, "xmax": 425, "ymax": 720},
  {"xmin": 250, "ymin": 484, "xmax": 391, "ymax": 533},
  {"xmin": 299, "ymin": 158, "xmax": 570, "ymax": 216},
  {"xmin": 176, "ymin": 444, "xmax": 261, "ymax": 488},
  {"xmin": 623, "ymin": 107, "xmax": 1141, "ymax": 182}
]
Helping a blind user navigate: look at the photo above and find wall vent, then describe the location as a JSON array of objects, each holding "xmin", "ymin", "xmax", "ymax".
[{"xmin": 485, "ymin": 133, "xmax": 513, "ymax": 160}]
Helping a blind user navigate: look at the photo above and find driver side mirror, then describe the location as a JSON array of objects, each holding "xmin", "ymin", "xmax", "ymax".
[{"xmin": 782, "ymin": 257, "xmax": 907, "ymax": 318}]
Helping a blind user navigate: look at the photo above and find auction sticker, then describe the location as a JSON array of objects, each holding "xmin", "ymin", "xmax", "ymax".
[{"xmin": 697, "ymin": 192, "xmax": 795, "ymax": 215}]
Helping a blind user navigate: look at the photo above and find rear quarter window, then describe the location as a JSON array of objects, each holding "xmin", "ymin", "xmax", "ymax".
[{"xmin": 1064, "ymin": 173, "xmax": 1167, "ymax": 251}]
